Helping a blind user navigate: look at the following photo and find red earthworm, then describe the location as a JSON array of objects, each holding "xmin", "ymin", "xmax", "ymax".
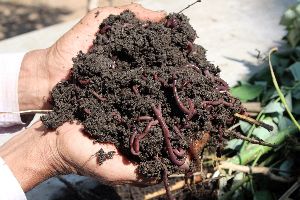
[
  {"xmin": 100, "ymin": 24, "xmax": 111, "ymax": 34},
  {"xmin": 165, "ymin": 18, "xmax": 178, "ymax": 29},
  {"xmin": 173, "ymin": 148, "xmax": 185, "ymax": 158},
  {"xmin": 130, "ymin": 128, "xmax": 140, "ymax": 156},
  {"xmin": 185, "ymin": 63, "xmax": 201, "ymax": 74},
  {"xmin": 79, "ymin": 79, "xmax": 90, "ymax": 85},
  {"xmin": 152, "ymin": 104, "xmax": 186, "ymax": 166},
  {"xmin": 137, "ymin": 116, "xmax": 153, "ymax": 121},
  {"xmin": 130, "ymin": 120, "xmax": 158, "ymax": 155},
  {"xmin": 202, "ymin": 99, "xmax": 233, "ymax": 107},
  {"xmin": 173, "ymin": 79, "xmax": 197, "ymax": 119},
  {"xmin": 90, "ymin": 90, "xmax": 107, "ymax": 101},
  {"xmin": 132, "ymin": 85, "xmax": 140, "ymax": 96},
  {"xmin": 186, "ymin": 41, "xmax": 193, "ymax": 53}
]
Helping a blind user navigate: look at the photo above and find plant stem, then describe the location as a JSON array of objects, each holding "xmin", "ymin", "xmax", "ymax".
[
  {"xmin": 240, "ymin": 111, "xmax": 264, "ymax": 152},
  {"xmin": 228, "ymin": 125, "xmax": 298, "ymax": 165},
  {"xmin": 269, "ymin": 48, "xmax": 300, "ymax": 131}
]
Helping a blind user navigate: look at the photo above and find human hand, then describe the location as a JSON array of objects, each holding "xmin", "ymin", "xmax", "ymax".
[
  {"xmin": 0, "ymin": 120, "xmax": 153, "ymax": 192},
  {"xmin": 18, "ymin": 4, "xmax": 165, "ymax": 110}
]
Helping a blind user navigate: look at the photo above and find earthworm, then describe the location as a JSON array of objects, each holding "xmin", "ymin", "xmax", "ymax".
[
  {"xmin": 100, "ymin": 24, "xmax": 111, "ymax": 34},
  {"xmin": 165, "ymin": 18, "xmax": 178, "ymax": 28},
  {"xmin": 162, "ymin": 163, "xmax": 174, "ymax": 200},
  {"xmin": 137, "ymin": 116, "xmax": 153, "ymax": 121},
  {"xmin": 90, "ymin": 90, "xmax": 107, "ymax": 101},
  {"xmin": 132, "ymin": 85, "xmax": 140, "ymax": 96},
  {"xmin": 79, "ymin": 79, "xmax": 90, "ymax": 85},
  {"xmin": 130, "ymin": 128, "xmax": 140, "ymax": 156},
  {"xmin": 173, "ymin": 148, "xmax": 185, "ymax": 158},
  {"xmin": 83, "ymin": 108, "xmax": 91, "ymax": 115},
  {"xmin": 186, "ymin": 41, "xmax": 193, "ymax": 53},
  {"xmin": 153, "ymin": 73, "xmax": 168, "ymax": 86},
  {"xmin": 185, "ymin": 63, "xmax": 201, "ymax": 74},
  {"xmin": 202, "ymin": 99, "xmax": 233, "ymax": 107},
  {"xmin": 130, "ymin": 120, "xmax": 158, "ymax": 155},
  {"xmin": 172, "ymin": 79, "xmax": 197, "ymax": 119},
  {"xmin": 152, "ymin": 104, "xmax": 186, "ymax": 166}
]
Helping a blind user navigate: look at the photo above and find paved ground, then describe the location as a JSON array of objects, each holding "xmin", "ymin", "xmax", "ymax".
[{"xmin": 0, "ymin": 0, "xmax": 297, "ymax": 199}]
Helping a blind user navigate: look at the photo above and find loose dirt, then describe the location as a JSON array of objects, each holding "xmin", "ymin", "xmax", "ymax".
[{"xmin": 41, "ymin": 10, "xmax": 244, "ymax": 198}]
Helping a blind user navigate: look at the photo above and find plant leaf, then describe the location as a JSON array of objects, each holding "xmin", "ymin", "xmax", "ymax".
[
  {"xmin": 252, "ymin": 118, "xmax": 277, "ymax": 141},
  {"xmin": 278, "ymin": 115, "xmax": 293, "ymax": 130},
  {"xmin": 263, "ymin": 101, "xmax": 285, "ymax": 114},
  {"xmin": 292, "ymin": 100, "xmax": 300, "ymax": 114},
  {"xmin": 288, "ymin": 62, "xmax": 300, "ymax": 80},
  {"xmin": 225, "ymin": 139, "xmax": 243, "ymax": 150},
  {"xmin": 240, "ymin": 120, "xmax": 252, "ymax": 134},
  {"xmin": 230, "ymin": 84, "xmax": 263, "ymax": 101}
]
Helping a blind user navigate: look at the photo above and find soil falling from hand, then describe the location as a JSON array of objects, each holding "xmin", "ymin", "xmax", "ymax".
[{"xmin": 41, "ymin": 10, "xmax": 244, "ymax": 188}]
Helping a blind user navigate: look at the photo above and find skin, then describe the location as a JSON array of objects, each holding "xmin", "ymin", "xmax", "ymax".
[{"xmin": 0, "ymin": 4, "xmax": 166, "ymax": 192}]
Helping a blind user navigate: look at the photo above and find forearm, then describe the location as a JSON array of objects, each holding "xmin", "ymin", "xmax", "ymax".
[
  {"xmin": 0, "ymin": 121, "xmax": 58, "ymax": 192},
  {"xmin": 18, "ymin": 49, "xmax": 51, "ymax": 110}
]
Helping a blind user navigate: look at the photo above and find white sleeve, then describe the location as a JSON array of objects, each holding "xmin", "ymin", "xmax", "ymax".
[
  {"xmin": 0, "ymin": 157, "xmax": 27, "ymax": 200},
  {"xmin": 0, "ymin": 53, "xmax": 25, "ymax": 127}
]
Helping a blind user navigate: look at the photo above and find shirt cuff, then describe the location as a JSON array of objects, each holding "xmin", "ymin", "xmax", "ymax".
[
  {"xmin": 0, "ymin": 157, "xmax": 27, "ymax": 200},
  {"xmin": 0, "ymin": 53, "xmax": 25, "ymax": 127}
]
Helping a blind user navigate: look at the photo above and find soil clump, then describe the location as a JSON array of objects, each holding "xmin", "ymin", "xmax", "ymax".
[{"xmin": 41, "ymin": 10, "xmax": 244, "ymax": 195}]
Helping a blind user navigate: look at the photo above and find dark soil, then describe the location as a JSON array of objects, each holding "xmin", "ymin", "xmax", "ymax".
[{"xmin": 41, "ymin": 10, "xmax": 244, "ymax": 199}]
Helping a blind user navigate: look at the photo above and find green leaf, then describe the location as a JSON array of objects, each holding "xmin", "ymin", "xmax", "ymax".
[
  {"xmin": 240, "ymin": 121, "xmax": 252, "ymax": 134},
  {"xmin": 253, "ymin": 190, "xmax": 274, "ymax": 200},
  {"xmin": 278, "ymin": 115, "xmax": 293, "ymax": 130},
  {"xmin": 225, "ymin": 139, "xmax": 243, "ymax": 150},
  {"xmin": 230, "ymin": 84, "xmax": 263, "ymax": 101},
  {"xmin": 252, "ymin": 118, "xmax": 277, "ymax": 141},
  {"xmin": 292, "ymin": 100, "xmax": 300, "ymax": 114},
  {"xmin": 292, "ymin": 84, "xmax": 300, "ymax": 99},
  {"xmin": 280, "ymin": 8, "xmax": 297, "ymax": 26},
  {"xmin": 263, "ymin": 101, "xmax": 285, "ymax": 114},
  {"xmin": 288, "ymin": 62, "xmax": 300, "ymax": 80},
  {"xmin": 287, "ymin": 28, "xmax": 300, "ymax": 47},
  {"xmin": 286, "ymin": 92, "xmax": 293, "ymax": 111}
]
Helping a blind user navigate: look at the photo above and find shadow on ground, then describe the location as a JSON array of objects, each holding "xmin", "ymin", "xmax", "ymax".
[{"xmin": 0, "ymin": 2, "xmax": 71, "ymax": 40}]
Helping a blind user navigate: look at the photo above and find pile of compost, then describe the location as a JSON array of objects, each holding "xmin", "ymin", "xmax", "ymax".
[{"xmin": 41, "ymin": 10, "xmax": 244, "ymax": 192}]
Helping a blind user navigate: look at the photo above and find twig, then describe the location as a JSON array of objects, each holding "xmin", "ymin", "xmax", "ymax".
[
  {"xmin": 228, "ymin": 125, "xmax": 298, "ymax": 165},
  {"xmin": 279, "ymin": 178, "xmax": 300, "ymax": 200},
  {"xmin": 234, "ymin": 113, "xmax": 273, "ymax": 131},
  {"xmin": 228, "ymin": 130, "xmax": 276, "ymax": 147},
  {"xmin": 268, "ymin": 48, "xmax": 300, "ymax": 131},
  {"xmin": 218, "ymin": 162, "xmax": 293, "ymax": 182},
  {"xmin": 0, "ymin": 110, "xmax": 53, "ymax": 115},
  {"xmin": 169, "ymin": 171, "xmax": 202, "ymax": 178},
  {"xmin": 144, "ymin": 175, "xmax": 202, "ymax": 200},
  {"xmin": 178, "ymin": 0, "xmax": 201, "ymax": 13}
]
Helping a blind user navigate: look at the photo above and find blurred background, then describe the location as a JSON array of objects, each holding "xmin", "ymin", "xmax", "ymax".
[{"xmin": 0, "ymin": 0, "xmax": 135, "ymax": 40}]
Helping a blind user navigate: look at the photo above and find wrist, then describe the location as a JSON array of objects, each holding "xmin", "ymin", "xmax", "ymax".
[
  {"xmin": 18, "ymin": 49, "xmax": 51, "ymax": 110},
  {"xmin": 0, "ymin": 121, "xmax": 66, "ymax": 191}
]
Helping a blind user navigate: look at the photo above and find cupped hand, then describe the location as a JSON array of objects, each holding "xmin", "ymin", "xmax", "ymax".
[
  {"xmin": 18, "ymin": 4, "xmax": 165, "ymax": 110},
  {"xmin": 53, "ymin": 122, "xmax": 147, "ymax": 185},
  {"xmin": 46, "ymin": 4, "xmax": 166, "ymax": 100}
]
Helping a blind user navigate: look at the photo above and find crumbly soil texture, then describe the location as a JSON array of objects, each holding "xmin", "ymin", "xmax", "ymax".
[{"xmin": 42, "ymin": 11, "xmax": 244, "ymax": 182}]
